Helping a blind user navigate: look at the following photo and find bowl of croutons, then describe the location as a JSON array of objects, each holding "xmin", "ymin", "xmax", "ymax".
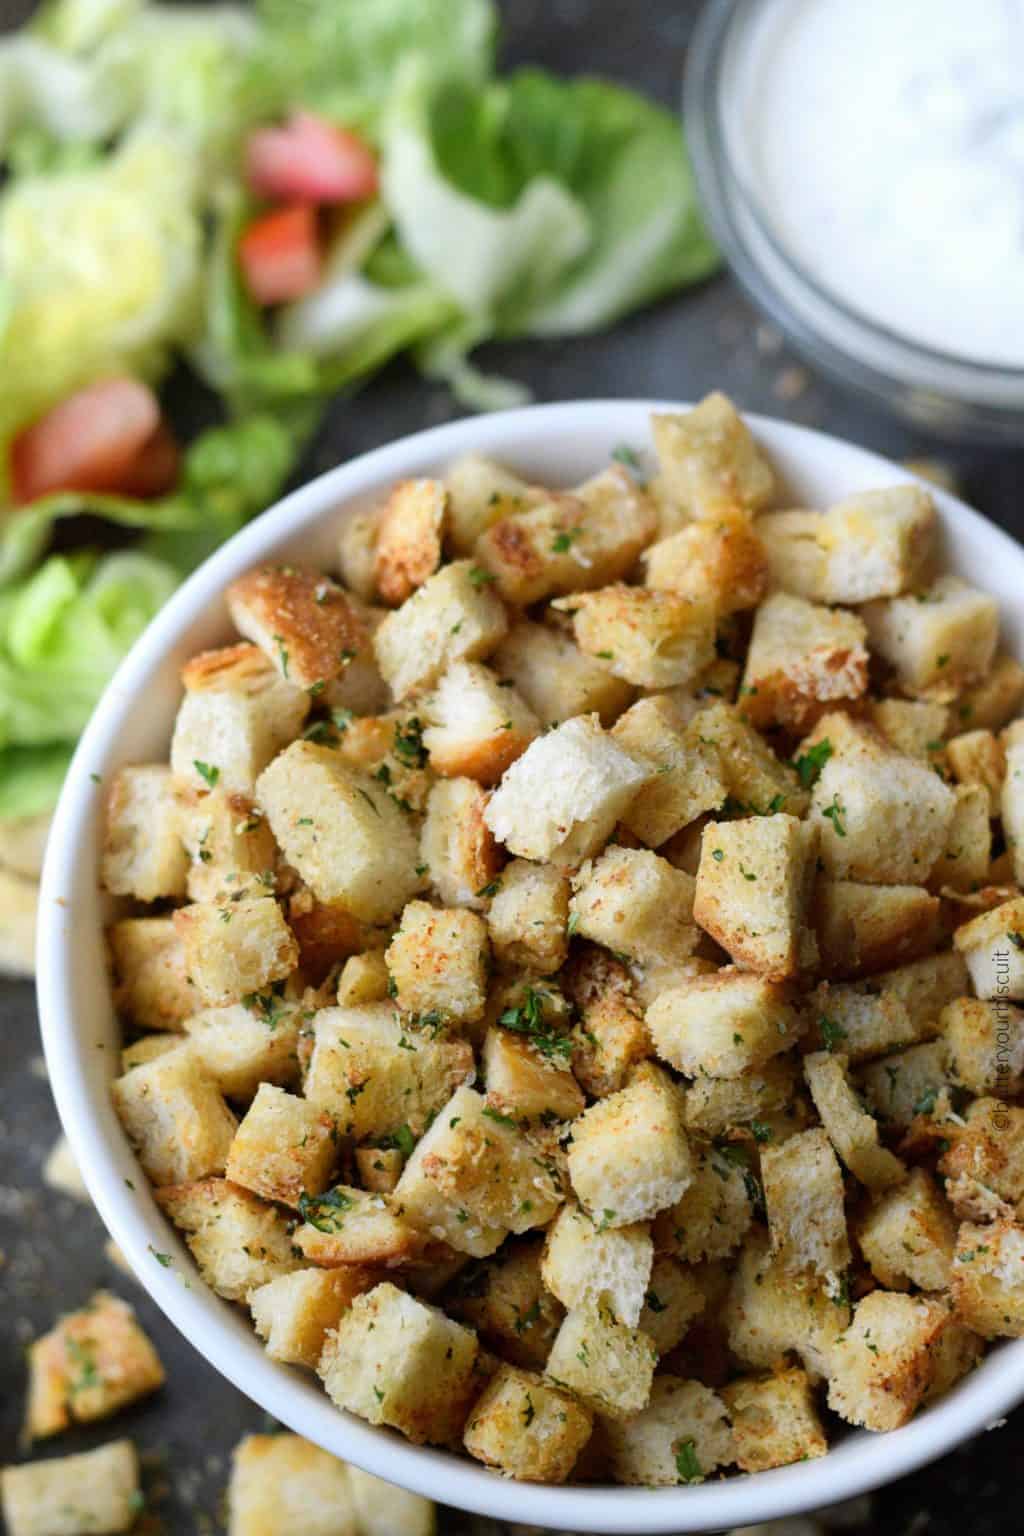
[{"xmin": 37, "ymin": 397, "xmax": 1024, "ymax": 1532}]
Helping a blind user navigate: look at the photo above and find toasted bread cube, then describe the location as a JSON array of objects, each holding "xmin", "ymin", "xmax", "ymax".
[
  {"xmin": 319, "ymin": 1282, "xmax": 478, "ymax": 1444},
  {"xmin": 483, "ymin": 714, "xmax": 650, "ymax": 868},
  {"xmin": 171, "ymin": 643, "xmax": 309, "ymax": 794},
  {"xmin": 486, "ymin": 859, "xmax": 569, "ymax": 975},
  {"xmin": 372, "ymin": 479, "xmax": 447, "ymax": 606},
  {"xmin": 951, "ymin": 1218, "xmax": 1024, "ymax": 1337},
  {"xmin": 818, "ymin": 485, "xmax": 935, "ymax": 603},
  {"xmin": 173, "ymin": 898, "xmax": 297, "ymax": 1009},
  {"xmin": 945, "ymin": 729, "xmax": 1005, "ymax": 816},
  {"xmin": 420, "ymin": 661, "xmax": 539, "ymax": 785},
  {"xmin": 1002, "ymin": 725, "xmax": 1024, "ymax": 884},
  {"xmin": 227, "ymin": 565, "xmax": 368, "ymax": 690},
  {"xmin": 256, "ymin": 741, "xmax": 420, "ymax": 922},
  {"xmin": 804, "ymin": 1051, "xmax": 906, "ymax": 1190},
  {"xmin": 815, "ymin": 880, "xmax": 942, "ymax": 978},
  {"xmin": 647, "ymin": 968, "xmax": 801, "ymax": 1078},
  {"xmin": 304, "ymin": 1003, "xmax": 474, "ymax": 1140},
  {"xmin": 567, "ymin": 1063, "xmax": 692, "ymax": 1227},
  {"xmin": 563, "ymin": 946, "xmax": 650, "ymax": 1098},
  {"xmin": 741, "ymin": 593, "xmax": 869, "ymax": 733},
  {"xmin": 293, "ymin": 1184, "xmax": 426, "ymax": 1267},
  {"xmin": 723, "ymin": 1367, "xmax": 828, "ymax": 1472},
  {"xmin": 545, "ymin": 1298, "xmax": 656, "ymax": 1420},
  {"xmin": 943, "ymin": 996, "xmax": 1024, "ymax": 1097},
  {"xmin": 810, "ymin": 736, "xmax": 955, "ymax": 885},
  {"xmin": 101, "ymin": 764, "xmax": 186, "ymax": 901},
  {"xmin": 541, "ymin": 1202, "xmax": 653, "ymax": 1327},
  {"xmin": 336, "ymin": 951, "xmax": 391, "ymax": 1007},
  {"xmin": 954, "ymin": 897, "xmax": 1024, "ymax": 999},
  {"xmin": 249, "ymin": 1266, "xmax": 377, "ymax": 1368},
  {"xmin": 464, "ymin": 1366, "xmax": 593, "ymax": 1483},
  {"xmin": 332, "ymin": 708, "xmax": 433, "ymax": 816},
  {"xmin": 108, "ymin": 917, "xmax": 195, "ymax": 1032},
  {"xmin": 762, "ymin": 1128, "xmax": 850, "ymax": 1277},
  {"xmin": 372, "ymin": 559, "xmax": 508, "ymax": 701},
  {"xmin": 355, "ymin": 1145, "xmax": 404, "ymax": 1193},
  {"xmin": 42, "ymin": 1136, "xmax": 89, "ymax": 1203},
  {"xmin": 610, "ymin": 695, "xmax": 726, "ymax": 846},
  {"xmin": 638, "ymin": 1256, "xmax": 706, "ymax": 1354},
  {"xmin": 939, "ymin": 1098, "xmax": 1024, "ymax": 1220},
  {"xmin": 385, "ymin": 901, "xmax": 489, "ymax": 1026},
  {"xmin": 642, "ymin": 515, "xmax": 768, "ymax": 615},
  {"xmin": 112, "ymin": 1047, "xmax": 236, "ymax": 1187},
  {"xmin": 555, "ymin": 585, "xmax": 716, "ymax": 691},
  {"xmin": 178, "ymin": 787, "xmax": 278, "ymax": 905},
  {"xmin": 474, "ymin": 466, "xmax": 656, "ymax": 605},
  {"xmin": 323, "ymin": 598, "xmax": 392, "ymax": 716},
  {"xmin": 827, "ymin": 1291, "xmax": 961, "ymax": 1430},
  {"xmin": 694, "ymin": 814, "xmax": 818, "ymax": 979},
  {"xmin": 863, "ymin": 576, "xmax": 999, "ymax": 699},
  {"xmin": 858, "ymin": 1040, "xmax": 952, "ymax": 1131},
  {"xmin": 395, "ymin": 1086, "xmax": 561, "ymax": 1256},
  {"xmin": 812, "ymin": 949, "xmax": 966, "ymax": 1062},
  {"xmin": 930, "ymin": 783, "xmax": 992, "ymax": 890},
  {"xmin": 492, "ymin": 619, "xmax": 633, "ymax": 727},
  {"xmin": 182, "ymin": 996, "xmax": 302, "ymax": 1100},
  {"xmin": 605, "ymin": 1375, "xmax": 733, "ymax": 1485},
  {"xmin": 955, "ymin": 652, "xmax": 1024, "ymax": 732},
  {"xmin": 652, "ymin": 394, "xmax": 776, "ymax": 522},
  {"xmin": 652, "ymin": 1146, "xmax": 753, "ymax": 1264},
  {"xmin": 857, "ymin": 1168, "xmax": 956, "ymax": 1292},
  {"xmin": 1, "ymin": 1440, "xmax": 140, "ymax": 1536},
  {"xmin": 346, "ymin": 1469, "xmax": 434, "ymax": 1536},
  {"xmin": 724, "ymin": 1230, "xmax": 850, "ymax": 1381},
  {"xmin": 26, "ymin": 1292, "xmax": 164, "ymax": 1439},
  {"xmin": 569, "ymin": 846, "xmax": 697, "ymax": 965},
  {"xmin": 690, "ymin": 699, "xmax": 809, "ymax": 817},
  {"xmin": 120, "ymin": 1034, "xmax": 182, "ymax": 1073},
  {"xmin": 869, "ymin": 698, "xmax": 950, "ymax": 762},
  {"xmin": 337, "ymin": 507, "xmax": 380, "ymax": 600},
  {"xmin": 420, "ymin": 777, "xmax": 502, "ymax": 912},
  {"xmin": 444, "ymin": 453, "xmax": 535, "ymax": 554},
  {"xmin": 482, "ymin": 1028, "xmax": 584, "ymax": 1124},
  {"xmin": 450, "ymin": 1235, "xmax": 563, "ymax": 1369},
  {"xmin": 157, "ymin": 1178, "xmax": 299, "ymax": 1299},
  {"xmin": 285, "ymin": 889, "xmax": 363, "ymax": 983},
  {"xmin": 683, "ymin": 1058, "xmax": 801, "ymax": 1137},
  {"xmin": 225, "ymin": 1084, "xmax": 337, "ymax": 1208},
  {"xmin": 228, "ymin": 1433, "xmax": 356, "ymax": 1536},
  {"xmin": 756, "ymin": 508, "xmax": 828, "ymax": 600}
]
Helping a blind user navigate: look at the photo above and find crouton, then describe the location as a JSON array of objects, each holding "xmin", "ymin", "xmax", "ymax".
[
  {"xmin": 319, "ymin": 1282, "xmax": 479, "ymax": 1445},
  {"xmin": 857, "ymin": 1168, "xmax": 957, "ymax": 1291},
  {"xmin": 171, "ymin": 643, "xmax": 309, "ymax": 794},
  {"xmin": 249, "ymin": 1267, "xmax": 377, "ymax": 1368},
  {"xmin": 756, "ymin": 508, "xmax": 827, "ymax": 600},
  {"xmin": 810, "ymin": 950, "xmax": 967, "ymax": 1063},
  {"xmin": 444, "ymin": 453, "xmax": 535, "ymax": 554},
  {"xmin": 173, "ymin": 898, "xmax": 297, "ymax": 1009},
  {"xmin": 293, "ymin": 1184, "xmax": 426, "ymax": 1268},
  {"xmin": 227, "ymin": 1433, "xmax": 356, "ymax": 1536},
  {"xmin": 931, "ymin": 783, "xmax": 992, "ymax": 890},
  {"xmin": 939, "ymin": 1098, "xmax": 1024, "ymax": 1221},
  {"xmin": 561, "ymin": 946, "xmax": 650, "ymax": 1098},
  {"xmin": 338, "ymin": 507, "xmax": 380, "ymax": 601},
  {"xmin": 814, "ymin": 880, "xmax": 942, "ymax": 979},
  {"xmin": 257, "ymin": 741, "xmax": 421, "ymax": 922},
  {"xmin": 804, "ymin": 1051, "xmax": 905, "ymax": 1190},
  {"xmin": 464, "ymin": 1365, "xmax": 593, "ymax": 1483},
  {"xmin": 638, "ymin": 1256, "xmax": 705, "ymax": 1355},
  {"xmin": 450, "ymin": 1236, "xmax": 564, "ymax": 1370},
  {"xmin": 761, "ymin": 1128, "xmax": 850, "ymax": 1277},
  {"xmin": 112, "ymin": 1047, "xmax": 236, "ymax": 1187},
  {"xmin": 858, "ymin": 1040, "xmax": 952, "ymax": 1132},
  {"xmin": 610, "ymin": 695, "xmax": 727, "ymax": 846},
  {"xmin": 482, "ymin": 1027, "xmax": 583, "ymax": 1124},
  {"xmin": 943, "ymin": 997, "xmax": 1024, "ymax": 1098},
  {"xmin": 1003, "ymin": 723, "xmax": 1024, "ymax": 884},
  {"xmin": 395, "ymin": 1086, "xmax": 562, "ymax": 1257},
  {"xmin": 1, "ymin": 1440, "xmax": 140, "ymax": 1536},
  {"xmin": 347, "ymin": 1469, "xmax": 435, "ymax": 1536},
  {"xmin": 178, "ymin": 788, "xmax": 278, "ymax": 904},
  {"xmin": 385, "ymin": 901, "xmax": 489, "ymax": 1027},
  {"xmin": 373, "ymin": 479, "xmax": 447, "ymax": 605},
  {"xmin": 420, "ymin": 778, "xmax": 502, "ymax": 912},
  {"xmin": 605, "ymin": 1374, "xmax": 734, "ymax": 1485},
  {"xmin": 567, "ymin": 1063, "xmax": 692, "ymax": 1227},
  {"xmin": 421, "ymin": 662, "xmax": 539, "ymax": 784},
  {"xmin": 950, "ymin": 1218, "xmax": 1024, "ymax": 1337},
  {"xmin": 652, "ymin": 1147, "xmax": 753, "ymax": 1263},
  {"xmin": 827, "ymin": 1291, "xmax": 964, "ymax": 1430},
  {"xmin": 554, "ymin": 585, "xmax": 716, "ymax": 692},
  {"xmin": 304, "ymin": 1003, "xmax": 474, "ymax": 1141},
  {"xmin": 323, "ymin": 600, "xmax": 392, "ymax": 716},
  {"xmin": 486, "ymin": 859, "xmax": 569, "ymax": 975},
  {"xmin": 336, "ymin": 951, "xmax": 391, "ymax": 1008},
  {"xmin": 120, "ymin": 1035, "xmax": 182, "ymax": 1073},
  {"xmin": 283, "ymin": 888, "xmax": 362, "ymax": 982},
  {"xmin": 42, "ymin": 1136, "xmax": 88, "ymax": 1203},
  {"xmin": 108, "ymin": 917, "xmax": 196, "ymax": 1032},
  {"xmin": 227, "ymin": 564, "xmax": 368, "ymax": 691},
  {"xmin": 541, "ymin": 1202, "xmax": 653, "ymax": 1327},
  {"xmin": 740, "ymin": 593, "xmax": 869, "ymax": 733},
  {"xmin": 569, "ymin": 845, "xmax": 697, "ymax": 965},
  {"xmin": 642, "ymin": 516, "xmax": 768, "ymax": 615},
  {"xmin": 724, "ymin": 1230, "xmax": 850, "ymax": 1381},
  {"xmin": 372, "ymin": 559, "xmax": 508, "ymax": 701},
  {"xmin": 492, "ymin": 619, "xmax": 634, "ymax": 728},
  {"xmin": 101, "ymin": 765, "xmax": 187, "ymax": 901},
  {"xmin": 683, "ymin": 1058, "xmax": 802, "ymax": 1138},
  {"xmin": 818, "ymin": 486, "xmax": 935, "ymax": 603},
  {"xmin": 484, "ymin": 714, "xmax": 651, "ymax": 868},
  {"xmin": 647, "ymin": 968, "xmax": 802, "ymax": 1079},
  {"xmin": 954, "ymin": 897, "xmax": 1024, "ymax": 1000},
  {"xmin": 722, "ymin": 1367, "xmax": 828, "ymax": 1472},
  {"xmin": 333, "ymin": 708, "xmax": 433, "ymax": 815},
  {"xmin": 474, "ymin": 466, "xmax": 656, "ymax": 605},
  {"xmin": 652, "ymin": 394, "xmax": 776, "ymax": 522},
  {"xmin": 182, "ymin": 995, "xmax": 302, "ymax": 1100},
  {"xmin": 946, "ymin": 728, "xmax": 1006, "ymax": 815},
  {"xmin": 691, "ymin": 699, "xmax": 809, "ymax": 817},
  {"xmin": 955, "ymin": 652, "xmax": 1024, "ymax": 732},
  {"xmin": 26, "ymin": 1292, "xmax": 164, "ymax": 1439},
  {"xmin": 869, "ymin": 698, "xmax": 949, "ymax": 762},
  {"xmin": 545, "ymin": 1297, "xmax": 656, "ymax": 1420},
  {"xmin": 862, "ymin": 576, "xmax": 999, "ymax": 699},
  {"xmin": 694, "ymin": 814, "xmax": 819, "ymax": 979},
  {"xmin": 355, "ymin": 1145, "xmax": 404, "ymax": 1193},
  {"xmin": 157, "ymin": 1178, "xmax": 299, "ymax": 1299},
  {"xmin": 225, "ymin": 1084, "xmax": 337, "ymax": 1208}
]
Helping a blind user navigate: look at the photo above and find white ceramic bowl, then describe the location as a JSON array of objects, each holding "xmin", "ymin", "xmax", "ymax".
[{"xmin": 38, "ymin": 402, "xmax": 1024, "ymax": 1533}]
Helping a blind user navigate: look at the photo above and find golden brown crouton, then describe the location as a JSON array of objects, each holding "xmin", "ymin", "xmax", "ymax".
[
  {"xmin": 225, "ymin": 1083, "xmax": 338, "ymax": 1208},
  {"xmin": 946, "ymin": 728, "xmax": 1006, "ymax": 815},
  {"xmin": 173, "ymin": 897, "xmax": 298, "ymax": 1008},
  {"xmin": 182, "ymin": 995, "xmax": 303, "ymax": 1100},
  {"xmin": 652, "ymin": 1148, "xmax": 753, "ymax": 1264},
  {"xmin": 722, "ymin": 1368, "xmax": 828, "ymax": 1472},
  {"xmin": 555, "ymin": 584, "xmax": 716, "ymax": 692},
  {"xmin": 611, "ymin": 695, "xmax": 727, "ymax": 847},
  {"xmin": 108, "ymin": 916, "xmax": 196, "ymax": 1032},
  {"xmin": 814, "ymin": 880, "xmax": 942, "ymax": 979},
  {"xmin": 869, "ymin": 697, "xmax": 950, "ymax": 762},
  {"xmin": 943, "ymin": 996, "xmax": 1024, "ymax": 1098},
  {"xmin": 953, "ymin": 897, "xmax": 1024, "ymax": 1000},
  {"xmin": 492, "ymin": 618, "xmax": 634, "ymax": 727},
  {"xmin": 157, "ymin": 1178, "xmax": 300, "ymax": 1300},
  {"xmin": 804, "ymin": 1050, "xmax": 905, "ymax": 1190},
  {"xmin": 227, "ymin": 564, "xmax": 368, "ymax": 691},
  {"xmin": 464, "ymin": 1365, "xmax": 593, "ymax": 1483},
  {"xmin": 227, "ymin": 1433, "xmax": 356, "ymax": 1536},
  {"xmin": 857, "ymin": 1168, "xmax": 957, "ymax": 1291},
  {"xmin": 545, "ymin": 1297, "xmax": 656, "ymax": 1420},
  {"xmin": 950, "ymin": 1218, "xmax": 1024, "ymax": 1337},
  {"xmin": 567, "ymin": 1062, "xmax": 692, "ymax": 1227},
  {"xmin": 642, "ymin": 515, "xmax": 768, "ymax": 614},
  {"xmin": 541, "ymin": 1202, "xmax": 653, "ymax": 1327},
  {"xmin": 694, "ymin": 814, "xmax": 819, "ymax": 979},
  {"xmin": 563, "ymin": 945, "xmax": 651, "ymax": 1099},
  {"xmin": 569, "ymin": 845, "xmax": 697, "ymax": 966},
  {"xmin": 740, "ymin": 592, "xmax": 869, "ymax": 734},
  {"xmin": 724, "ymin": 1230, "xmax": 850, "ymax": 1381},
  {"xmin": 171, "ymin": 642, "xmax": 309, "ymax": 794},
  {"xmin": 449, "ymin": 1236, "xmax": 564, "ymax": 1370},
  {"xmin": 482, "ymin": 1027, "xmax": 584, "ymax": 1124},
  {"xmin": 420, "ymin": 777, "xmax": 503, "ymax": 912},
  {"xmin": 373, "ymin": 478, "xmax": 447, "ymax": 605},
  {"xmin": 486, "ymin": 858, "xmax": 569, "ymax": 975},
  {"xmin": 444, "ymin": 452, "xmax": 537, "ymax": 554},
  {"xmin": 938, "ymin": 1098, "xmax": 1024, "ymax": 1221},
  {"xmin": 1, "ymin": 1441, "xmax": 140, "ymax": 1536},
  {"xmin": 761, "ymin": 1127, "xmax": 850, "ymax": 1278},
  {"xmin": 102, "ymin": 764, "xmax": 187, "ymax": 901},
  {"xmin": 864, "ymin": 576, "xmax": 1000, "ymax": 700},
  {"xmin": 421, "ymin": 661, "xmax": 539, "ymax": 784},
  {"xmin": 827, "ymin": 1291, "xmax": 967, "ymax": 1430},
  {"xmin": 249, "ymin": 1266, "xmax": 378, "ymax": 1368},
  {"xmin": 648, "ymin": 968, "xmax": 802, "ymax": 1078},
  {"xmin": 818, "ymin": 485, "xmax": 936, "ymax": 603},
  {"xmin": 111, "ymin": 1047, "xmax": 237, "ymax": 1187},
  {"xmin": 386, "ymin": 900, "xmax": 489, "ymax": 1027},
  {"xmin": 293, "ymin": 1185, "xmax": 427, "ymax": 1268},
  {"xmin": 178, "ymin": 787, "xmax": 278, "ymax": 905},
  {"xmin": 955, "ymin": 652, "xmax": 1024, "ymax": 731},
  {"xmin": 652, "ymin": 393, "xmax": 776, "ymax": 523},
  {"xmin": 26, "ymin": 1292, "xmax": 164, "ymax": 1439},
  {"xmin": 689, "ymin": 699, "xmax": 809, "ymax": 817},
  {"xmin": 372, "ymin": 559, "xmax": 508, "ymax": 701},
  {"xmin": 604, "ymin": 1374, "xmax": 734, "ymax": 1484}
]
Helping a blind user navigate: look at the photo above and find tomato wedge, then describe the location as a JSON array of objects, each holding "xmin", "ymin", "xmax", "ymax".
[
  {"xmin": 238, "ymin": 204, "xmax": 322, "ymax": 306},
  {"xmin": 245, "ymin": 111, "xmax": 379, "ymax": 205},
  {"xmin": 10, "ymin": 377, "xmax": 179, "ymax": 505}
]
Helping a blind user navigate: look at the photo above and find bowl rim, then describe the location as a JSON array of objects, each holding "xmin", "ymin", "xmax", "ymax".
[{"xmin": 37, "ymin": 399, "xmax": 1024, "ymax": 1533}]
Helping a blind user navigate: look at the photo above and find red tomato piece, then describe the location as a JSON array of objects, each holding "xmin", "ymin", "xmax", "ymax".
[
  {"xmin": 238, "ymin": 204, "xmax": 322, "ymax": 306},
  {"xmin": 10, "ymin": 377, "xmax": 178, "ymax": 505},
  {"xmin": 244, "ymin": 111, "xmax": 379, "ymax": 205}
]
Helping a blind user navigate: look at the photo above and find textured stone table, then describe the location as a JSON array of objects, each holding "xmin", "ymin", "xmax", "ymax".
[{"xmin": 1, "ymin": 1, "xmax": 1021, "ymax": 1530}]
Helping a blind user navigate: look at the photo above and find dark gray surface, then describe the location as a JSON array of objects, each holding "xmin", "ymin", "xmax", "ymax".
[{"xmin": 2, "ymin": 1, "xmax": 1023, "ymax": 1531}]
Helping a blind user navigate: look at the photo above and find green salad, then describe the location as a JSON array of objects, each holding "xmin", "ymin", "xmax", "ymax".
[{"xmin": 0, "ymin": 0, "xmax": 718, "ymax": 824}]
